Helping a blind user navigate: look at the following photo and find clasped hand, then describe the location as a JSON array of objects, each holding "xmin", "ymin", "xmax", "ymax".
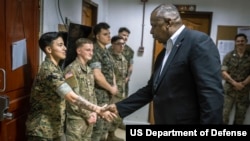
[{"xmin": 97, "ymin": 104, "xmax": 118, "ymax": 122}]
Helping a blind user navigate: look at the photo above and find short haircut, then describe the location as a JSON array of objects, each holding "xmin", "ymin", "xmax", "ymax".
[
  {"xmin": 111, "ymin": 35, "xmax": 124, "ymax": 44},
  {"xmin": 93, "ymin": 22, "xmax": 110, "ymax": 37},
  {"xmin": 75, "ymin": 38, "xmax": 93, "ymax": 49},
  {"xmin": 39, "ymin": 32, "xmax": 64, "ymax": 53},
  {"xmin": 235, "ymin": 33, "xmax": 248, "ymax": 41},
  {"xmin": 152, "ymin": 3, "xmax": 182, "ymax": 25},
  {"xmin": 118, "ymin": 27, "xmax": 130, "ymax": 34}
]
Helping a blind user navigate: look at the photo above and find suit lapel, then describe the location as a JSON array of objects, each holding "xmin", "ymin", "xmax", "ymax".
[
  {"xmin": 156, "ymin": 41, "xmax": 181, "ymax": 86},
  {"xmin": 153, "ymin": 48, "xmax": 166, "ymax": 90},
  {"xmin": 154, "ymin": 28, "xmax": 187, "ymax": 92}
]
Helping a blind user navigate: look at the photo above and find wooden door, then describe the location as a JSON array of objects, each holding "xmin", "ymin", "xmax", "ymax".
[
  {"xmin": 0, "ymin": 0, "xmax": 40, "ymax": 140},
  {"xmin": 150, "ymin": 12, "xmax": 212, "ymax": 124},
  {"xmin": 82, "ymin": 0, "xmax": 98, "ymax": 26}
]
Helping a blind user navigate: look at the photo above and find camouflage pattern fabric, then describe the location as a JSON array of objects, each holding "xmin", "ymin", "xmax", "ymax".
[
  {"xmin": 27, "ymin": 135, "xmax": 62, "ymax": 141},
  {"xmin": 122, "ymin": 44, "xmax": 134, "ymax": 97},
  {"xmin": 88, "ymin": 42, "xmax": 115, "ymax": 141},
  {"xmin": 64, "ymin": 58, "xmax": 96, "ymax": 141},
  {"xmin": 91, "ymin": 118, "xmax": 108, "ymax": 141},
  {"xmin": 88, "ymin": 42, "xmax": 115, "ymax": 105},
  {"xmin": 65, "ymin": 118, "xmax": 93, "ymax": 141},
  {"xmin": 122, "ymin": 44, "xmax": 134, "ymax": 66},
  {"xmin": 109, "ymin": 52, "xmax": 128, "ymax": 99},
  {"xmin": 108, "ymin": 51, "xmax": 128, "ymax": 132},
  {"xmin": 222, "ymin": 50, "xmax": 250, "ymax": 124},
  {"xmin": 26, "ymin": 57, "xmax": 66, "ymax": 139}
]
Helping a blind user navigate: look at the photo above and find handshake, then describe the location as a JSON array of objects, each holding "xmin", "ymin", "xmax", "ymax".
[
  {"xmin": 97, "ymin": 104, "xmax": 119, "ymax": 122},
  {"xmin": 75, "ymin": 96, "xmax": 120, "ymax": 123}
]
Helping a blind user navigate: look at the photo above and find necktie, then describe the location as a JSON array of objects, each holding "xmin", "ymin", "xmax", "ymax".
[{"xmin": 159, "ymin": 39, "xmax": 173, "ymax": 75}]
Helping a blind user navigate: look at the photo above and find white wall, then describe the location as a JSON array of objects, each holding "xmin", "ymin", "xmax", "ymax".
[{"xmin": 41, "ymin": 0, "xmax": 250, "ymax": 125}]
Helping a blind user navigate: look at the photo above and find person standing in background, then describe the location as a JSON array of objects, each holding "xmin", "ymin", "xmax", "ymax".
[
  {"xmin": 25, "ymin": 32, "xmax": 115, "ymax": 141},
  {"xmin": 64, "ymin": 38, "xmax": 97, "ymax": 141},
  {"xmin": 107, "ymin": 35, "xmax": 127, "ymax": 141},
  {"xmin": 89, "ymin": 22, "xmax": 118, "ymax": 141},
  {"xmin": 105, "ymin": 3, "xmax": 224, "ymax": 124},
  {"xmin": 222, "ymin": 33, "xmax": 250, "ymax": 124},
  {"xmin": 118, "ymin": 27, "xmax": 134, "ymax": 98}
]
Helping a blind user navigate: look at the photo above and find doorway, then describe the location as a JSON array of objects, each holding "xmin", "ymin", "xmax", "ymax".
[{"xmin": 0, "ymin": 0, "xmax": 40, "ymax": 140}]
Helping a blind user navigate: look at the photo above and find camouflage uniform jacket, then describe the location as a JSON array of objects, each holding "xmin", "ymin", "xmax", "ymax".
[
  {"xmin": 222, "ymin": 50, "xmax": 250, "ymax": 91},
  {"xmin": 26, "ymin": 57, "xmax": 66, "ymax": 138},
  {"xmin": 110, "ymin": 51, "xmax": 128, "ymax": 98},
  {"xmin": 122, "ymin": 44, "xmax": 134, "ymax": 67},
  {"xmin": 64, "ymin": 57, "xmax": 97, "ymax": 120},
  {"xmin": 88, "ymin": 42, "xmax": 115, "ymax": 105}
]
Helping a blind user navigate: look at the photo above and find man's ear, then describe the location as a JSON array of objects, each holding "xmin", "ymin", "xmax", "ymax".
[
  {"xmin": 96, "ymin": 34, "xmax": 100, "ymax": 41},
  {"xmin": 164, "ymin": 18, "xmax": 172, "ymax": 27},
  {"xmin": 45, "ymin": 46, "xmax": 52, "ymax": 54},
  {"xmin": 76, "ymin": 47, "xmax": 80, "ymax": 54}
]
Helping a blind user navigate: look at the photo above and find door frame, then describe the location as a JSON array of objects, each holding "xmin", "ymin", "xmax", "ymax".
[{"xmin": 82, "ymin": 0, "xmax": 98, "ymax": 26}]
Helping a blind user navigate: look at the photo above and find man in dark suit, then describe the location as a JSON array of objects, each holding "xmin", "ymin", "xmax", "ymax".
[{"xmin": 106, "ymin": 3, "xmax": 224, "ymax": 124}]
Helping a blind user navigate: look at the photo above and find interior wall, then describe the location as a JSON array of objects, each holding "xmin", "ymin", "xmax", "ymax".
[{"xmin": 41, "ymin": 0, "xmax": 250, "ymax": 125}]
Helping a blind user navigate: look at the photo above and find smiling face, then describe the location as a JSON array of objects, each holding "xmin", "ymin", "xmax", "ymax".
[
  {"xmin": 118, "ymin": 31, "xmax": 129, "ymax": 42},
  {"xmin": 45, "ymin": 37, "xmax": 67, "ymax": 64},
  {"xmin": 77, "ymin": 43, "xmax": 94, "ymax": 64},
  {"xmin": 235, "ymin": 35, "xmax": 248, "ymax": 50}
]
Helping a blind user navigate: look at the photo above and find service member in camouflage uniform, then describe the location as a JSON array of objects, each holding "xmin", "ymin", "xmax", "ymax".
[
  {"xmin": 222, "ymin": 33, "xmax": 250, "ymax": 124},
  {"xmin": 107, "ymin": 36, "xmax": 127, "ymax": 141},
  {"xmin": 25, "ymin": 32, "xmax": 115, "ymax": 141},
  {"xmin": 64, "ymin": 38, "xmax": 97, "ymax": 141},
  {"xmin": 89, "ymin": 22, "xmax": 118, "ymax": 141},
  {"xmin": 118, "ymin": 27, "xmax": 134, "ymax": 98}
]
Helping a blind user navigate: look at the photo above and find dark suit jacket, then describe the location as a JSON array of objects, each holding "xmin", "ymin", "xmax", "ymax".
[{"xmin": 116, "ymin": 27, "xmax": 224, "ymax": 124}]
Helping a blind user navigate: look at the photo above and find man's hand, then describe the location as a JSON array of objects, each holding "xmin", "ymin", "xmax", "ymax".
[
  {"xmin": 109, "ymin": 85, "xmax": 118, "ymax": 96},
  {"xmin": 233, "ymin": 81, "xmax": 244, "ymax": 90},
  {"xmin": 102, "ymin": 104, "xmax": 118, "ymax": 115},
  {"xmin": 99, "ymin": 110, "xmax": 117, "ymax": 122},
  {"xmin": 94, "ymin": 104, "xmax": 118, "ymax": 122},
  {"xmin": 87, "ymin": 112, "xmax": 97, "ymax": 125}
]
